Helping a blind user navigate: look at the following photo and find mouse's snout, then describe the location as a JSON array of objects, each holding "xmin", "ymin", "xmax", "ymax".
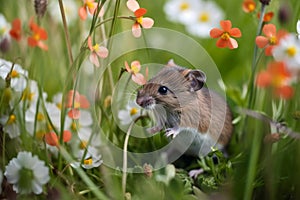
[{"xmin": 136, "ymin": 92, "xmax": 155, "ymax": 109}]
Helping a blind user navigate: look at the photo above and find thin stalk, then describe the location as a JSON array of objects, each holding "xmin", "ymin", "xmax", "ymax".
[
  {"xmin": 58, "ymin": 0, "xmax": 74, "ymax": 65},
  {"xmin": 243, "ymin": 4, "xmax": 267, "ymax": 200},
  {"xmin": 122, "ymin": 121, "xmax": 135, "ymax": 195}
]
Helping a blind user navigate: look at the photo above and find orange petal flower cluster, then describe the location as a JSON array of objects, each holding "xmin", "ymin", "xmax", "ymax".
[{"xmin": 66, "ymin": 90, "xmax": 90, "ymax": 119}]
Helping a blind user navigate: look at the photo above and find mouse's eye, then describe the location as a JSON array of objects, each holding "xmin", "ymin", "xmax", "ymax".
[{"xmin": 158, "ymin": 86, "xmax": 168, "ymax": 95}]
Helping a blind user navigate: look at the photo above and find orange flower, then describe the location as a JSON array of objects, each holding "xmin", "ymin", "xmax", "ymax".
[
  {"xmin": 126, "ymin": 0, "xmax": 154, "ymax": 38},
  {"xmin": 125, "ymin": 60, "xmax": 148, "ymax": 85},
  {"xmin": 256, "ymin": 61, "xmax": 294, "ymax": 99},
  {"xmin": 257, "ymin": 12, "xmax": 274, "ymax": 22},
  {"xmin": 27, "ymin": 18, "xmax": 48, "ymax": 50},
  {"xmin": 66, "ymin": 90, "xmax": 90, "ymax": 119},
  {"xmin": 78, "ymin": 0, "xmax": 100, "ymax": 20},
  {"xmin": 9, "ymin": 18, "xmax": 22, "ymax": 41},
  {"xmin": 242, "ymin": 0, "xmax": 256, "ymax": 13},
  {"xmin": 45, "ymin": 130, "xmax": 72, "ymax": 147},
  {"xmin": 210, "ymin": 20, "xmax": 242, "ymax": 49},
  {"xmin": 255, "ymin": 24, "xmax": 287, "ymax": 56}
]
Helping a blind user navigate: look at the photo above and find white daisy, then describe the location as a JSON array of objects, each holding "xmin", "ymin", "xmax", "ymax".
[
  {"xmin": 0, "ymin": 59, "xmax": 28, "ymax": 92},
  {"xmin": 4, "ymin": 151, "xmax": 50, "ymax": 195},
  {"xmin": 164, "ymin": 0, "xmax": 201, "ymax": 24},
  {"xmin": 0, "ymin": 113, "xmax": 20, "ymax": 139},
  {"xmin": 21, "ymin": 80, "xmax": 47, "ymax": 109},
  {"xmin": 118, "ymin": 101, "xmax": 141, "ymax": 125},
  {"xmin": 185, "ymin": 1, "xmax": 224, "ymax": 38},
  {"xmin": 273, "ymin": 34, "xmax": 300, "ymax": 72},
  {"xmin": 0, "ymin": 14, "xmax": 10, "ymax": 40},
  {"xmin": 48, "ymin": 0, "xmax": 78, "ymax": 25},
  {"xmin": 71, "ymin": 146, "xmax": 103, "ymax": 169}
]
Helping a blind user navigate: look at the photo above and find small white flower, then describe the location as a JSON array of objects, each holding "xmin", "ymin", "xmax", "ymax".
[
  {"xmin": 0, "ymin": 59, "xmax": 28, "ymax": 92},
  {"xmin": 71, "ymin": 146, "xmax": 103, "ymax": 169},
  {"xmin": 164, "ymin": 0, "xmax": 201, "ymax": 24},
  {"xmin": 118, "ymin": 101, "xmax": 141, "ymax": 125},
  {"xmin": 273, "ymin": 34, "xmax": 300, "ymax": 72},
  {"xmin": 4, "ymin": 151, "xmax": 50, "ymax": 195},
  {"xmin": 185, "ymin": 1, "xmax": 224, "ymax": 38},
  {"xmin": 297, "ymin": 20, "xmax": 300, "ymax": 40},
  {"xmin": 0, "ymin": 14, "xmax": 10, "ymax": 40},
  {"xmin": 48, "ymin": 0, "xmax": 78, "ymax": 25},
  {"xmin": 0, "ymin": 113, "xmax": 20, "ymax": 139},
  {"xmin": 21, "ymin": 80, "xmax": 47, "ymax": 109}
]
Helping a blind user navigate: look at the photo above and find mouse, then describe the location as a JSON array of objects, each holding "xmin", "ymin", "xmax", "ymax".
[{"xmin": 135, "ymin": 64, "xmax": 233, "ymax": 157}]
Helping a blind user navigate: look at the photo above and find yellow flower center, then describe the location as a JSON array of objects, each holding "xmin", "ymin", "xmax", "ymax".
[
  {"xmin": 269, "ymin": 36, "xmax": 277, "ymax": 45},
  {"xmin": 33, "ymin": 33, "xmax": 40, "ymax": 41},
  {"xmin": 130, "ymin": 107, "xmax": 138, "ymax": 116},
  {"xmin": 86, "ymin": 1, "xmax": 94, "ymax": 9},
  {"xmin": 286, "ymin": 46, "xmax": 297, "ymax": 57},
  {"xmin": 80, "ymin": 141, "xmax": 88, "ymax": 149},
  {"xmin": 248, "ymin": 3, "xmax": 255, "ymax": 12},
  {"xmin": 272, "ymin": 75, "xmax": 285, "ymax": 88},
  {"xmin": 71, "ymin": 122, "xmax": 81, "ymax": 131},
  {"xmin": 198, "ymin": 12, "xmax": 209, "ymax": 22},
  {"xmin": 137, "ymin": 17, "xmax": 143, "ymax": 25},
  {"xmin": 131, "ymin": 64, "xmax": 139, "ymax": 74},
  {"xmin": 10, "ymin": 70, "xmax": 19, "ymax": 78},
  {"xmin": 56, "ymin": 102, "xmax": 62, "ymax": 109},
  {"xmin": 74, "ymin": 101, "xmax": 80, "ymax": 109},
  {"xmin": 7, "ymin": 114, "xmax": 16, "ymax": 124},
  {"xmin": 180, "ymin": 2, "xmax": 189, "ymax": 11},
  {"xmin": 93, "ymin": 43, "xmax": 99, "ymax": 52},
  {"xmin": 221, "ymin": 32, "xmax": 230, "ymax": 40},
  {"xmin": 84, "ymin": 158, "xmax": 93, "ymax": 165},
  {"xmin": 35, "ymin": 130, "xmax": 45, "ymax": 140},
  {"xmin": 37, "ymin": 112, "xmax": 45, "ymax": 121}
]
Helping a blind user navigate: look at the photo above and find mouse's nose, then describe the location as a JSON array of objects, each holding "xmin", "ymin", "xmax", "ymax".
[{"xmin": 136, "ymin": 95, "xmax": 154, "ymax": 108}]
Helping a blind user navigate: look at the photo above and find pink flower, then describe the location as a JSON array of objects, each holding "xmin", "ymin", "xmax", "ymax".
[
  {"xmin": 126, "ymin": 0, "xmax": 154, "ymax": 38},
  {"xmin": 78, "ymin": 0, "xmax": 102, "ymax": 20},
  {"xmin": 66, "ymin": 90, "xmax": 90, "ymax": 119},
  {"xmin": 87, "ymin": 36, "xmax": 108, "ymax": 67},
  {"xmin": 125, "ymin": 60, "xmax": 148, "ymax": 85}
]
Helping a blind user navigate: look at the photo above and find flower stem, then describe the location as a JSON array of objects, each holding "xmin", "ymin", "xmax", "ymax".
[
  {"xmin": 122, "ymin": 121, "xmax": 135, "ymax": 195},
  {"xmin": 58, "ymin": 0, "xmax": 74, "ymax": 65}
]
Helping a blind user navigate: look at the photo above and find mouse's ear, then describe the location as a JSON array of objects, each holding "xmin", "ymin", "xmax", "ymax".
[{"xmin": 184, "ymin": 70, "xmax": 206, "ymax": 92}]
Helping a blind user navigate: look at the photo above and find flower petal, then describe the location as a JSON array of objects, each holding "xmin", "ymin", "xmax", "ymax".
[
  {"xmin": 141, "ymin": 17, "xmax": 154, "ymax": 29},
  {"xmin": 89, "ymin": 53, "xmax": 99, "ymax": 67},
  {"xmin": 68, "ymin": 109, "xmax": 80, "ymax": 119},
  {"xmin": 131, "ymin": 60, "xmax": 141, "ymax": 71},
  {"xmin": 96, "ymin": 46, "xmax": 109, "ymax": 58},
  {"xmin": 275, "ymin": 86, "xmax": 294, "ymax": 99},
  {"xmin": 255, "ymin": 36, "xmax": 269, "ymax": 48},
  {"xmin": 220, "ymin": 20, "xmax": 232, "ymax": 32},
  {"xmin": 127, "ymin": 0, "xmax": 140, "ymax": 12},
  {"xmin": 262, "ymin": 24, "xmax": 276, "ymax": 37},
  {"xmin": 228, "ymin": 38, "xmax": 238, "ymax": 49},
  {"xmin": 229, "ymin": 28, "xmax": 242, "ymax": 38},
  {"xmin": 132, "ymin": 23, "xmax": 142, "ymax": 38},
  {"xmin": 63, "ymin": 130, "xmax": 72, "ymax": 143},
  {"xmin": 79, "ymin": 95, "xmax": 90, "ymax": 109},
  {"xmin": 28, "ymin": 37, "xmax": 38, "ymax": 47},
  {"xmin": 79, "ymin": 7, "xmax": 87, "ymax": 20},
  {"xmin": 216, "ymin": 38, "xmax": 228, "ymax": 48},
  {"xmin": 210, "ymin": 28, "xmax": 223, "ymax": 38},
  {"xmin": 37, "ymin": 41, "xmax": 48, "ymax": 51},
  {"xmin": 45, "ymin": 132, "xmax": 59, "ymax": 146},
  {"xmin": 132, "ymin": 73, "xmax": 146, "ymax": 85},
  {"xmin": 87, "ymin": 36, "xmax": 93, "ymax": 51},
  {"xmin": 125, "ymin": 61, "xmax": 131, "ymax": 72},
  {"xmin": 134, "ymin": 8, "xmax": 147, "ymax": 18}
]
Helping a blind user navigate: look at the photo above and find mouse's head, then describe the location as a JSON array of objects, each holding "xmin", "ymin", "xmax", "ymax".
[{"xmin": 136, "ymin": 66, "xmax": 206, "ymax": 110}]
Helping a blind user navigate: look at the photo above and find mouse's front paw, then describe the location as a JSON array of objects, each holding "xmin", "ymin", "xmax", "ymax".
[{"xmin": 165, "ymin": 128, "xmax": 180, "ymax": 138}]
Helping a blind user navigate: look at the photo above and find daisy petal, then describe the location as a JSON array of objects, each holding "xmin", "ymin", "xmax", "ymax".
[
  {"xmin": 132, "ymin": 23, "xmax": 142, "ymax": 38},
  {"xmin": 141, "ymin": 17, "xmax": 154, "ymax": 29},
  {"xmin": 127, "ymin": 0, "xmax": 140, "ymax": 12}
]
